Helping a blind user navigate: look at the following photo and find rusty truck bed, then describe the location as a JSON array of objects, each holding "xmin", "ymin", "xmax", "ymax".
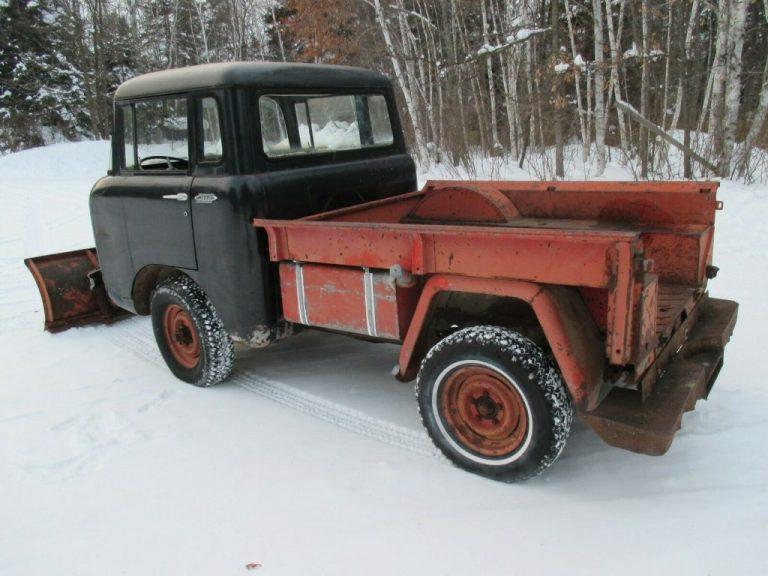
[{"xmin": 254, "ymin": 181, "xmax": 737, "ymax": 455}]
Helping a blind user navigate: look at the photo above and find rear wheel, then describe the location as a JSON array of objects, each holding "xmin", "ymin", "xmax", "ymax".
[
  {"xmin": 151, "ymin": 275, "xmax": 234, "ymax": 387},
  {"xmin": 417, "ymin": 326, "xmax": 572, "ymax": 482}
]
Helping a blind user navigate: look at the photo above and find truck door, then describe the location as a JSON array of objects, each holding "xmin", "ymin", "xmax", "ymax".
[{"xmin": 119, "ymin": 96, "xmax": 197, "ymax": 271}]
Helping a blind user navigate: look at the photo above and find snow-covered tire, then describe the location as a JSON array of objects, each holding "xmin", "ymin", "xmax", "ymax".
[
  {"xmin": 417, "ymin": 326, "xmax": 572, "ymax": 482},
  {"xmin": 150, "ymin": 275, "xmax": 234, "ymax": 387}
]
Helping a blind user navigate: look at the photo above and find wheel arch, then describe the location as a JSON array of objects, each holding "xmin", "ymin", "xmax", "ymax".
[
  {"xmin": 132, "ymin": 264, "xmax": 190, "ymax": 315},
  {"xmin": 398, "ymin": 275, "xmax": 607, "ymax": 411}
]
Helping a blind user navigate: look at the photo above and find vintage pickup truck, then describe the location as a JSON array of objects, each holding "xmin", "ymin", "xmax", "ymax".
[{"xmin": 25, "ymin": 62, "xmax": 738, "ymax": 482}]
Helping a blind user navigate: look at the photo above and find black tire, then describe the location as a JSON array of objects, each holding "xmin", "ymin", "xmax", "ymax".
[
  {"xmin": 417, "ymin": 326, "xmax": 572, "ymax": 482},
  {"xmin": 150, "ymin": 275, "xmax": 234, "ymax": 387}
]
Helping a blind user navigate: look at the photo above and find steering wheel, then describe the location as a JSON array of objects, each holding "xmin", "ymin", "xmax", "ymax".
[{"xmin": 139, "ymin": 155, "xmax": 188, "ymax": 170}]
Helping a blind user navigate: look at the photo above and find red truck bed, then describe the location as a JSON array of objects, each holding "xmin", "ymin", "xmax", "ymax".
[{"xmin": 254, "ymin": 181, "xmax": 737, "ymax": 455}]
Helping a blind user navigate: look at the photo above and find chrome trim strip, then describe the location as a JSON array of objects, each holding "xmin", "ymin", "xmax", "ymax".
[
  {"xmin": 363, "ymin": 268, "xmax": 377, "ymax": 337},
  {"xmin": 294, "ymin": 262, "xmax": 308, "ymax": 325}
]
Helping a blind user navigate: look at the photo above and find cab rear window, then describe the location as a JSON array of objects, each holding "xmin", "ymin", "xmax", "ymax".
[{"xmin": 259, "ymin": 93, "xmax": 393, "ymax": 158}]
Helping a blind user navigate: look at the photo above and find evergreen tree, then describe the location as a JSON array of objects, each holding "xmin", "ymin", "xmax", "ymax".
[{"xmin": 0, "ymin": 0, "xmax": 87, "ymax": 152}]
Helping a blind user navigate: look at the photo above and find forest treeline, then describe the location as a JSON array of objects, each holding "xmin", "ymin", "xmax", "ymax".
[{"xmin": 1, "ymin": 0, "xmax": 767, "ymax": 180}]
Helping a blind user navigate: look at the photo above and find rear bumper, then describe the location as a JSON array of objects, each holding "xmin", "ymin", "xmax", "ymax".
[{"xmin": 581, "ymin": 296, "xmax": 738, "ymax": 455}]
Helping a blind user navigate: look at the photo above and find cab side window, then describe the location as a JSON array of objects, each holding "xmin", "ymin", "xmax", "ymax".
[
  {"xmin": 259, "ymin": 96, "xmax": 290, "ymax": 156},
  {"xmin": 367, "ymin": 95, "xmax": 394, "ymax": 145},
  {"xmin": 122, "ymin": 105, "xmax": 137, "ymax": 169},
  {"xmin": 199, "ymin": 97, "xmax": 223, "ymax": 163},
  {"xmin": 121, "ymin": 97, "xmax": 190, "ymax": 171}
]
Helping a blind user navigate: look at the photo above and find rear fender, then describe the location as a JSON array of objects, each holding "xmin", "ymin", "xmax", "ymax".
[{"xmin": 398, "ymin": 275, "xmax": 607, "ymax": 411}]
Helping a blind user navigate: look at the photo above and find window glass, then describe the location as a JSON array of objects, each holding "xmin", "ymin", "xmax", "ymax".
[
  {"xmin": 307, "ymin": 95, "xmax": 361, "ymax": 151},
  {"xmin": 134, "ymin": 97, "xmax": 189, "ymax": 170},
  {"xmin": 122, "ymin": 105, "xmax": 136, "ymax": 169},
  {"xmin": 259, "ymin": 96, "xmax": 290, "ymax": 156},
  {"xmin": 200, "ymin": 97, "xmax": 223, "ymax": 162},
  {"xmin": 259, "ymin": 93, "xmax": 394, "ymax": 158},
  {"xmin": 294, "ymin": 102, "xmax": 313, "ymax": 150},
  {"xmin": 368, "ymin": 95, "xmax": 393, "ymax": 145}
]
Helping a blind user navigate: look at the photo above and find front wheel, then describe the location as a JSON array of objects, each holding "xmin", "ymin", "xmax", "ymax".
[
  {"xmin": 417, "ymin": 326, "xmax": 572, "ymax": 482},
  {"xmin": 151, "ymin": 275, "xmax": 234, "ymax": 387}
]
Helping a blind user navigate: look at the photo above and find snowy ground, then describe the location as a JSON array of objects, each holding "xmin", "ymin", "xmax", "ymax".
[{"xmin": 1, "ymin": 141, "xmax": 766, "ymax": 575}]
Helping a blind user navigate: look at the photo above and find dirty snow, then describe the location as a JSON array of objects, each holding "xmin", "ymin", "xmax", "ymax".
[{"xmin": 1, "ymin": 141, "xmax": 767, "ymax": 575}]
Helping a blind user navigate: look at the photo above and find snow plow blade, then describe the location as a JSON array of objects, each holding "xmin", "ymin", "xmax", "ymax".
[{"xmin": 24, "ymin": 248, "xmax": 129, "ymax": 333}]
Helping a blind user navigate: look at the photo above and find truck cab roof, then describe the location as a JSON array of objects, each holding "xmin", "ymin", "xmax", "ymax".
[{"xmin": 115, "ymin": 62, "xmax": 392, "ymax": 100}]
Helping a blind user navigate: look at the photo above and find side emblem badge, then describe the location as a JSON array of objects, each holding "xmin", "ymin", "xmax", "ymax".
[{"xmin": 194, "ymin": 193, "xmax": 218, "ymax": 204}]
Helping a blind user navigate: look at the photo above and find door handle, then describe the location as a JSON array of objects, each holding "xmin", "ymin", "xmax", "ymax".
[{"xmin": 162, "ymin": 193, "xmax": 188, "ymax": 201}]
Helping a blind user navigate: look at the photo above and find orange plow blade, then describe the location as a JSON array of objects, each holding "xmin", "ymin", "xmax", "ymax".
[{"xmin": 24, "ymin": 248, "xmax": 130, "ymax": 332}]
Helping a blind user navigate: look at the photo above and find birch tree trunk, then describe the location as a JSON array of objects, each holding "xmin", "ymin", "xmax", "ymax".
[
  {"xmin": 449, "ymin": 0, "xmax": 470, "ymax": 154},
  {"xmin": 455, "ymin": 3, "xmax": 488, "ymax": 151},
  {"xmin": 661, "ymin": 1, "xmax": 674, "ymax": 130},
  {"xmin": 552, "ymin": 0, "xmax": 564, "ymax": 176},
  {"xmin": 737, "ymin": 1, "xmax": 768, "ymax": 177},
  {"xmin": 564, "ymin": 0, "xmax": 589, "ymax": 161},
  {"xmin": 593, "ymin": 0, "xmax": 607, "ymax": 175},
  {"xmin": 671, "ymin": 0, "xmax": 700, "ymax": 130},
  {"xmin": 525, "ymin": 40, "xmax": 537, "ymax": 149},
  {"xmin": 639, "ymin": 0, "xmax": 650, "ymax": 178},
  {"xmin": 481, "ymin": 0, "xmax": 503, "ymax": 153},
  {"xmin": 371, "ymin": 0, "xmax": 429, "ymax": 164},
  {"xmin": 709, "ymin": 0, "xmax": 730, "ymax": 172},
  {"xmin": 604, "ymin": 0, "xmax": 628, "ymax": 159},
  {"xmin": 193, "ymin": 0, "xmax": 211, "ymax": 63},
  {"xmin": 587, "ymin": 68, "xmax": 594, "ymax": 159},
  {"xmin": 698, "ymin": 64, "xmax": 715, "ymax": 131},
  {"xmin": 271, "ymin": 4, "xmax": 286, "ymax": 62},
  {"xmin": 499, "ymin": 50, "xmax": 519, "ymax": 157},
  {"xmin": 721, "ymin": 0, "xmax": 748, "ymax": 176}
]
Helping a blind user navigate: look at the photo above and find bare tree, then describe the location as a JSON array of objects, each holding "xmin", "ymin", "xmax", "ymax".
[
  {"xmin": 564, "ymin": 0, "xmax": 589, "ymax": 161},
  {"xmin": 737, "ymin": 0, "xmax": 768, "ymax": 177},
  {"xmin": 709, "ymin": 0, "xmax": 730, "ymax": 173},
  {"xmin": 592, "ymin": 0, "xmax": 607, "ymax": 175},
  {"xmin": 721, "ymin": 0, "xmax": 748, "ymax": 175},
  {"xmin": 671, "ymin": 0, "xmax": 700, "ymax": 130},
  {"xmin": 370, "ymin": 0, "xmax": 429, "ymax": 164},
  {"xmin": 551, "ymin": 0, "xmax": 563, "ymax": 176},
  {"xmin": 639, "ymin": 0, "xmax": 650, "ymax": 177}
]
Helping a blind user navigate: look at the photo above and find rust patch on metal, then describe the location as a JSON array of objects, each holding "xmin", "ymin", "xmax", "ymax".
[
  {"xmin": 162, "ymin": 303, "xmax": 200, "ymax": 368},
  {"xmin": 581, "ymin": 296, "xmax": 738, "ymax": 455},
  {"xmin": 440, "ymin": 364, "xmax": 528, "ymax": 457},
  {"xmin": 403, "ymin": 185, "xmax": 520, "ymax": 223}
]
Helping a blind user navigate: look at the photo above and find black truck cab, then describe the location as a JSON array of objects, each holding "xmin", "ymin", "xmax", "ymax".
[{"xmin": 90, "ymin": 62, "xmax": 416, "ymax": 346}]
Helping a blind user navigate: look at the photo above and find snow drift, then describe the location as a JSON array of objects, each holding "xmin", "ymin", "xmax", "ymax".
[{"xmin": 0, "ymin": 141, "xmax": 766, "ymax": 575}]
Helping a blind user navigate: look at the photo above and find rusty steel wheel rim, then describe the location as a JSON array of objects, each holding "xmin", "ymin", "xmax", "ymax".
[
  {"xmin": 437, "ymin": 363, "xmax": 529, "ymax": 460},
  {"xmin": 162, "ymin": 304, "xmax": 201, "ymax": 369}
]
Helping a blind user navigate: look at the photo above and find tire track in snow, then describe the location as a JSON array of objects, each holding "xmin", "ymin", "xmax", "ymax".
[{"xmin": 107, "ymin": 321, "xmax": 443, "ymax": 460}]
